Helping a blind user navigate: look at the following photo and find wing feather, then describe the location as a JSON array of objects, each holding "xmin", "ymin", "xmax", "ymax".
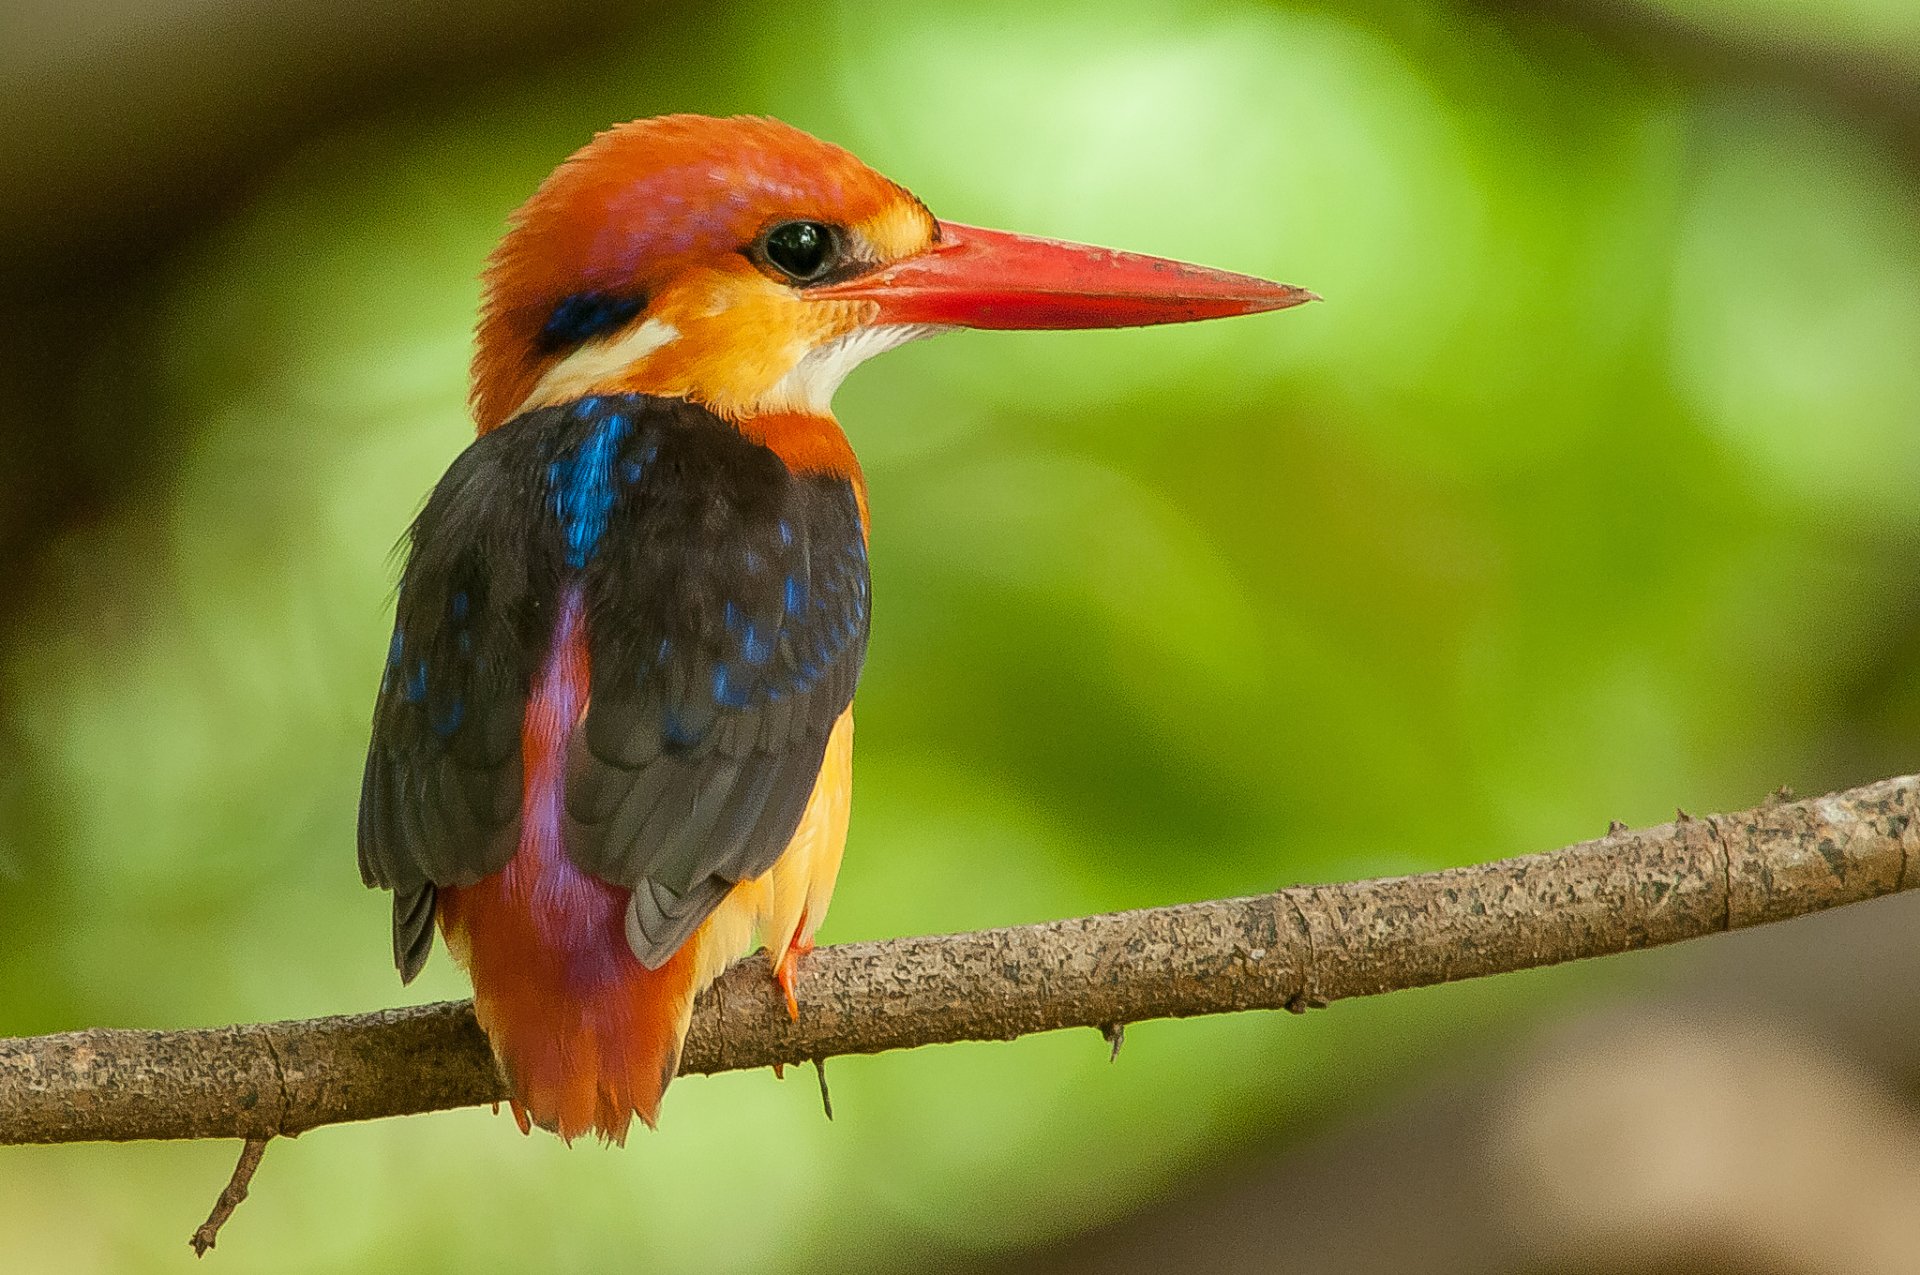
[
  {"xmin": 356, "ymin": 419, "xmax": 554, "ymax": 980},
  {"xmin": 358, "ymin": 395, "xmax": 868, "ymax": 979},
  {"xmin": 563, "ymin": 425, "xmax": 868, "ymax": 969}
]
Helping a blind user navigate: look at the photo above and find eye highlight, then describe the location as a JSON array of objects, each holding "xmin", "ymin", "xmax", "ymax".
[{"xmin": 757, "ymin": 221, "xmax": 838, "ymax": 283}]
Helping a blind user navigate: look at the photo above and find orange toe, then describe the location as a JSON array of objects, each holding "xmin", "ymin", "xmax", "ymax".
[
  {"xmin": 774, "ymin": 951, "xmax": 801, "ymax": 1022},
  {"xmin": 772, "ymin": 916, "xmax": 814, "ymax": 1023}
]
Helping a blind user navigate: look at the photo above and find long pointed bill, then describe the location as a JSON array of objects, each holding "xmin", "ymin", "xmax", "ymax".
[{"xmin": 810, "ymin": 221, "xmax": 1316, "ymax": 330}]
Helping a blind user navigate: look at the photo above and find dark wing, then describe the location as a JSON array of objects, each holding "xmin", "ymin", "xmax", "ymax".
[
  {"xmin": 358, "ymin": 394, "xmax": 870, "ymax": 978},
  {"xmin": 564, "ymin": 450, "xmax": 869, "ymax": 969},
  {"xmin": 357, "ymin": 427, "xmax": 554, "ymax": 982}
]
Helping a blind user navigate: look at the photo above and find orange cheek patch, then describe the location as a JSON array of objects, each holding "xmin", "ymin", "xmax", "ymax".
[{"xmin": 610, "ymin": 274, "xmax": 866, "ymax": 419}]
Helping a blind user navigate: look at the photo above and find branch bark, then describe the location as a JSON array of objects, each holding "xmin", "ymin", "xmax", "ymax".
[{"xmin": 5, "ymin": 775, "xmax": 1918, "ymax": 1146}]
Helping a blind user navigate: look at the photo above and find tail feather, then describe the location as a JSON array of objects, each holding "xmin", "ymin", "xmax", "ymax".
[{"xmin": 440, "ymin": 878, "xmax": 701, "ymax": 1144}]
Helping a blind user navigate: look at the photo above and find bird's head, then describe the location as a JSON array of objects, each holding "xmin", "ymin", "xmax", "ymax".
[{"xmin": 473, "ymin": 114, "xmax": 1313, "ymax": 431}]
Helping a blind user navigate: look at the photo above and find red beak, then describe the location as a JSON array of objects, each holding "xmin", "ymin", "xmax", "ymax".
[{"xmin": 811, "ymin": 221, "xmax": 1316, "ymax": 330}]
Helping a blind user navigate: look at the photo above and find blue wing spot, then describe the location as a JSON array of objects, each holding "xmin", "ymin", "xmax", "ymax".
[
  {"xmin": 713, "ymin": 665, "xmax": 753, "ymax": 709},
  {"xmin": 784, "ymin": 575, "xmax": 806, "ymax": 613},
  {"xmin": 744, "ymin": 548, "xmax": 765, "ymax": 575},
  {"xmin": 549, "ymin": 411, "xmax": 632, "ymax": 568},
  {"xmin": 450, "ymin": 592, "xmax": 469, "ymax": 622},
  {"xmin": 387, "ymin": 629, "xmax": 404, "ymax": 670},
  {"xmin": 778, "ymin": 520, "xmax": 794, "ymax": 548},
  {"xmin": 404, "ymin": 660, "xmax": 428, "ymax": 704},
  {"xmin": 572, "ymin": 395, "xmax": 603, "ymax": 419},
  {"xmin": 724, "ymin": 600, "xmax": 741, "ymax": 632},
  {"xmin": 431, "ymin": 698, "xmax": 465, "ymax": 738},
  {"xmin": 621, "ymin": 442, "xmax": 656, "ymax": 485},
  {"xmin": 742, "ymin": 623, "xmax": 772, "ymax": 666},
  {"xmin": 657, "ymin": 637, "xmax": 672, "ymax": 663}
]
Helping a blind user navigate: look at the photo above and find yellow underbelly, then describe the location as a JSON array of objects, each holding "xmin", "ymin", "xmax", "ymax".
[{"xmin": 688, "ymin": 707, "xmax": 854, "ymax": 989}]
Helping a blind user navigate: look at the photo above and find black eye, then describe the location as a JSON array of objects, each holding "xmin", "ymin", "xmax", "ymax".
[{"xmin": 760, "ymin": 221, "xmax": 836, "ymax": 282}]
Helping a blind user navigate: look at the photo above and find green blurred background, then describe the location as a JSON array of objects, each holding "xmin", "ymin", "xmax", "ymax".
[{"xmin": 5, "ymin": 0, "xmax": 1920, "ymax": 1271}]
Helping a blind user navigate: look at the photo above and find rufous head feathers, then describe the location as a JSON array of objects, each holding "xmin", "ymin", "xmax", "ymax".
[{"xmin": 473, "ymin": 115, "xmax": 936, "ymax": 429}]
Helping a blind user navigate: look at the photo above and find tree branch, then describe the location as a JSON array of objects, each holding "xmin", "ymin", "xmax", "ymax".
[{"xmin": 5, "ymin": 775, "xmax": 1918, "ymax": 1146}]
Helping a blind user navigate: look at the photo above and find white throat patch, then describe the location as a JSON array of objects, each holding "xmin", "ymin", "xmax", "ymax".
[{"xmin": 763, "ymin": 324, "xmax": 945, "ymax": 414}]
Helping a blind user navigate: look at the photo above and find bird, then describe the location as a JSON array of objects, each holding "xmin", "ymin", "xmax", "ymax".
[{"xmin": 357, "ymin": 113, "xmax": 1314, "ymax": 1144}]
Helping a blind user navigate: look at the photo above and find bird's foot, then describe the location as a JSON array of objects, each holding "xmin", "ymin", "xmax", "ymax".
[{"xmin": 772, "ymin": 934, "xmax": 815, "ymax": 1023}]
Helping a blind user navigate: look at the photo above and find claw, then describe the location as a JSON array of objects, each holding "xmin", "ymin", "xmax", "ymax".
[
  {"xmin": 770, "ymin": 935, "xmax": 816, "ymax": 1080},
  {"xmin": 771, "ymin": 922, "xmax": 815, "ymax": 1024},
  {"xmin": 774, "ymin": 946, "xmax": 804, "ymax": 1022}
]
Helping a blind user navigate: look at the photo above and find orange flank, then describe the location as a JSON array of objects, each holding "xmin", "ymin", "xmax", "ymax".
[{"xmin": 744, "ymin": 708, "xmax": 855, "ymax": 1005}]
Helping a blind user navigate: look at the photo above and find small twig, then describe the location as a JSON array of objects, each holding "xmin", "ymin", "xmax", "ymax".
[
  {"xmin": 1101, "ymin": 1022, "xmax": 1126, "ymax": 1062},
  {"xmin": 812, "ymin": 1059, "xmax": 833, "ymax": 1121},
  {"xmin": 189, "ymin": 1137, "xmax": 269, "ymax": 1256}
]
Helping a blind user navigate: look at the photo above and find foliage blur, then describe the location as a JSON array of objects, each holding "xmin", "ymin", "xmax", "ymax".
[{"xmin": 3, "ymin": 0, "xmax": 1920, "ymax": 1271}]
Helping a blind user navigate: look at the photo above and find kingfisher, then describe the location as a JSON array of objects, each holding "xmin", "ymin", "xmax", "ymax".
[{"xmin": 357, "ymin": 114, "xmax": 1313, "ymax": 1143}]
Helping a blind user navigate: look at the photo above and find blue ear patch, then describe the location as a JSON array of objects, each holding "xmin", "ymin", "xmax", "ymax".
[{"xmin": 539, "ymin": 291, "xmax": 645, "ymax": 351}]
